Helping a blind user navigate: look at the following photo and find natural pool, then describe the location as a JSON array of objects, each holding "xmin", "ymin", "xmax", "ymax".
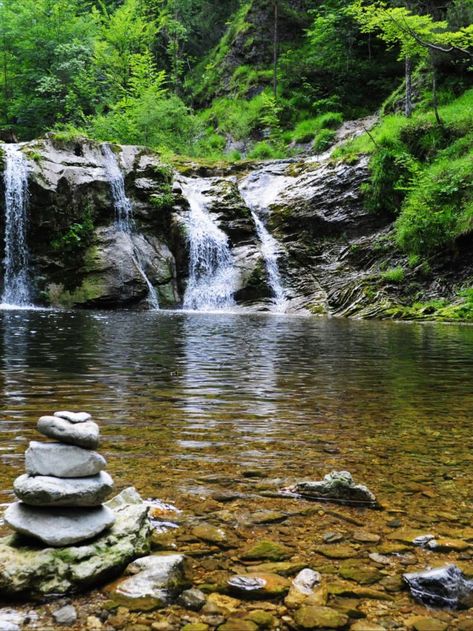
[{"xmin": 1, "ymin": 310, "xmax": 473, "ymax": 629}]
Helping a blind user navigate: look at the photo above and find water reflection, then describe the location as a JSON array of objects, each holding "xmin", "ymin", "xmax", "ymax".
[{"xmin": 1, "ymin": 311, "xmax": 473, "ymax": 522}]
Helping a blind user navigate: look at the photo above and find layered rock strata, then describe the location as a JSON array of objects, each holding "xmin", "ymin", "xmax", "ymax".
[{"xmin": 4, "ymin": 410, "xmax": 115, "ymax": 546}]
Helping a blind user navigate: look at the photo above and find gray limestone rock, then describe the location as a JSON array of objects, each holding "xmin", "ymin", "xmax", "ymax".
[
  {"xmin": 106, "ymin": 553, "xmax": 192, "ymax": 610},
  {"xmin": 52, "ymin": 605, "xmax": 77, "ymax": 626},
  {"xmin": 4, "ymin": 503, "xmax": 115, "ymax": 546},
  {"xmin": 37, "ymin": 416, "xmax": 99, "ymax": 449},
  {"xmin": 25, "ymin": 441, "xmax": 106, "ymax": 478},
  {"xmin": 285, "ymin": 470, "xmax": 378, "ymax": 506},
  {"xmin": 0, "ymin": 487, "xmax": 150, "ymax": 596},
  {"xmin": 13, "ymin": 471, "xmax": 113, "ymax": 507},
  {"xmin": 54, "ymin": 411, "xmax": 91, "ymax": 423}
]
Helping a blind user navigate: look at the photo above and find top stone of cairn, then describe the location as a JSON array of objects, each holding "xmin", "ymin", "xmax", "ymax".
[{"xmin": 54, "ymin": 411, "xmax": 91, "ymax": 424}]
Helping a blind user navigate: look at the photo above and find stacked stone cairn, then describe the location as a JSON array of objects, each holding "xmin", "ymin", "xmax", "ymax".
[{"xmin": 4, "ymin": 411, "xmax": 116, "ymax": 547}]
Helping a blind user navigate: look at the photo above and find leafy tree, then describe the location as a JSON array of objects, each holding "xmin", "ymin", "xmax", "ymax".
[{"xmin": 349, "ymin": 1, "xmax": 473, "ymax": 119}]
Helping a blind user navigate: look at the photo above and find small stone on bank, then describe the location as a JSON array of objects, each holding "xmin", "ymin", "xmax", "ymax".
[{"xmin": 53, "ymin": 605, "xmax": 77, "ymax": 626}]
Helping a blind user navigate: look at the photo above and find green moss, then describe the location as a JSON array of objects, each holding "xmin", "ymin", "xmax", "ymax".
[{"xmin": 380, "ymin": 266, "xmax": 405, "ymax": 284}]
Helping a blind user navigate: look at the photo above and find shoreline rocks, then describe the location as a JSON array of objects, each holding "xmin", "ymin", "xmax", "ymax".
[{"xmin": 0, "ymin": 487, "xmax": 150, "ymax": 596}]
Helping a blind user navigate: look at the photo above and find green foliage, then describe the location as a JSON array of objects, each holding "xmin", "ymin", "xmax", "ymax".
[
  {"xmin": 381, "ymin": 266, "xmax": 405, "ymax": 283},
  {"xmin": 289, "ymin": 112, "xmax": 343, "ymax": 144},
  {"xmin": 51, "ymin": 207, "xmax": 94, "ymax": 254},
  {"xmin": 248, "ymin": 141, "xmax": 284, "ymax": 160}
]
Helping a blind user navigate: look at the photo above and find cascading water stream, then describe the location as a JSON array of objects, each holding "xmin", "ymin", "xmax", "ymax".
[
  {"xmin": 239, "ymin": 168, "xmax": 291, "ymax": 312},
  {"xmin": 1, "ymin": 144, "xmax": 32, "ymax": 307},
  {"xmin": 179, "ymin": 177, "xmax": 237, "ymax": 311},
  {"xmin": 102, "ymin": 144, "xmax": 159, "ymax": 310}
]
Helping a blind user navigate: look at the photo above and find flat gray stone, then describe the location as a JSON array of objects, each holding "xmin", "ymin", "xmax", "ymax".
[
  {"xmin": 38, "ymin": 416, "xmax": 99, "ymax": 449},
  {"xmin": 54, "ymin": 411, "xmax": 92, "ymax": 424},
  {"xmin": 13, "ymin": 472, "xmax": 113, "ymax": 507},
  {"xmin": 25, "ymin": 441, "xmax": 106, "ymax": 478},
  {"xmin": 0, "ymin": 487, "xmax": 150, "ymax": 596},
  {"xmin": 4, "ymin": 503, "xmax": 115, "ymax": 546}
]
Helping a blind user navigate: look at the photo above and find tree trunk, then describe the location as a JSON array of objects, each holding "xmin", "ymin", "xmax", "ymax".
[
  {"xmin": 431, "ymin": 55, "xmax": 442, "ymax": 126},
  {"xmin": 405, "ymin": 56, "xmax": 413, "ymax": 118},
  {"xmin": 273, "ymin": 0, "xmax": 278, "ymax": 98}
]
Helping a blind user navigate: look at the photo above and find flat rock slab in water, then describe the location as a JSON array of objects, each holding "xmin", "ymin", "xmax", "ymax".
[
  {"xmin": 285, "ymin": 471, "xmax": 378, "ymax": 506},
  {"xmin": 403, "ymin": 564, "xmax": 473, "ymax": 609},
  {"xmin": 0, "ymin": 487, "xmax": 150, "ymax": 596},
  {"xmin": 25, "ymin": 441, "xmax": 106, "ymax": 478},
  {"xmin": 4, "ymin": 502, "xmax": 115, "ymax": 546},
  {"xmin": 105, "ymin": 553, "xmax": 191, "ymax": 611},
  {"xmin": 13, "ymin": 471, "xmax": 113, "ymax": 507},
  {"xmin": 54, "ymin": 411, "xmax": 91, "ymax": 423},
  {"xmin": 37, "ymin": 416, "xmax": 99, "ymax": 449}
]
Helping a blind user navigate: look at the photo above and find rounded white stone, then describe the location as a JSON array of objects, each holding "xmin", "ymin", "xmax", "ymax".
[
  {"xmin": 37, "ymin": 416, "xmax": 99, "ymax": 449},
  {"xmin": 13, "ymin": 471, "xmax": 114, "ymax": 507},
  {"xmin": 25, "ymin": 441, "xmax": 106, "ymax": 478},
  {"xmin": 4, "ymin": 502, "xmax": 116, "ymax": 547}
]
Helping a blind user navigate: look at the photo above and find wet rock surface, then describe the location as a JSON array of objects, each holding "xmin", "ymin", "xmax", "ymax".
[
  {"xmin": 285, "ymin": 471, "xmax": 378, "ymax": 506},
  {"xmin": 106, "ymin": 553, "xmax": 191, "ymax": 610},
  {"xmin": 404, "ymin": 564, "xmax": 473, "ymax": 609}
]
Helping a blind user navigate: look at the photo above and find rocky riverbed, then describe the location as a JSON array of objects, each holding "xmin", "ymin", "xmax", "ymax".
[{"xmin": 2, "ymin": 467, "xmax": 473, "ymax": 630}]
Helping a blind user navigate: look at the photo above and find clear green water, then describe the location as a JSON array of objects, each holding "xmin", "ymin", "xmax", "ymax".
[{"xmin": 1, "ymin": 310, "xmax": 473, "ymax": 626}]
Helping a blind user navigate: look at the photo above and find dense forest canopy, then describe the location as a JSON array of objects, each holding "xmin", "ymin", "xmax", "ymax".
[{"xmin": 0, "ymin": 0, "xmax": 469, "ymax": 157}]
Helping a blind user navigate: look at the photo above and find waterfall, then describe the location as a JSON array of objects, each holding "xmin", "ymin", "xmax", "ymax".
[
  {"xmin": 1, "ymin": 144, "xmax": 32, "ymax": 307},
  {"xmin": 179, "ymin": 177, "xmax": 237, "ymax": 311},
  {"xmin": 239, "ymin": 169, "xmax": 291, "ymax": 312},
  {"xmin": 102, "ymin": 144, "xmax": 159, "ymax": 310}
]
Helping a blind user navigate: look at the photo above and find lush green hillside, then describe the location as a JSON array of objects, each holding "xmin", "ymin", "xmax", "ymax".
[{"xmin": 0, "ymin": 0, "xmax": 472, "ymax": 281}]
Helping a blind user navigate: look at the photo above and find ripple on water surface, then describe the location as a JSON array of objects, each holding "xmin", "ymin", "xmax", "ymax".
[{"xmin": 1, "ymin": 310, "xmax": 473, "ymax": 527}]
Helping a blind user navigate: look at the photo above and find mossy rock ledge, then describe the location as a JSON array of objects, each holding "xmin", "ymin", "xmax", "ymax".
[{"xmin": 0, "ymin": 487, "xmax": 151, "ymax": 597}]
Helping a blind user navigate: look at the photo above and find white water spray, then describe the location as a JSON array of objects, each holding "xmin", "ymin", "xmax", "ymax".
[
  {"xmin": 102, "ymin": 144, "xmax": 159, "ymax": 310},
  {"xmin": 179, "ymin": 177, "xmax": 237, "ymax": 311},
  {"xmin": 1, "ymin": 144, "xmax": 32, "ymax": 307},
  {"xmin": 239, "ymin": 170, "xmax": 290, "ymax": 312}
]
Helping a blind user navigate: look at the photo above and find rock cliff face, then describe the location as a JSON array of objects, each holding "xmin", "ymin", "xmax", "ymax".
[{"xmin": 0, "ymin": 135, "xmax": 470, "ymax": 316}]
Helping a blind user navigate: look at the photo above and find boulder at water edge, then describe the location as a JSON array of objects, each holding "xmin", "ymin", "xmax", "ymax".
[
  {"xmin": 0, "ymin": 487, "xmax": 150, "ymax": 596},
  {"xmin": 25, "ymin": 441, "xmax": 106, "ymax": 478},
  {"xmin": 37, "ymin": 415, "xmax": 100, "ymax": 449},
  {"xmin": 13, "ymin": 471, "xmax": 113, "ymax": 507}
]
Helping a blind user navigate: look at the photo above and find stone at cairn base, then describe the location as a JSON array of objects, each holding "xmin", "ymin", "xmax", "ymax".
[
  {"xmin": 4, "ymin": 503, "xmax": 115, "ymax": 546},
  {"xmin": 13, "ymin": 471, "xmax": 114, "ymax": 507},
  {"xmin": 0, "ymin": 488, "xmax": 150, "ymax": 597}
]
